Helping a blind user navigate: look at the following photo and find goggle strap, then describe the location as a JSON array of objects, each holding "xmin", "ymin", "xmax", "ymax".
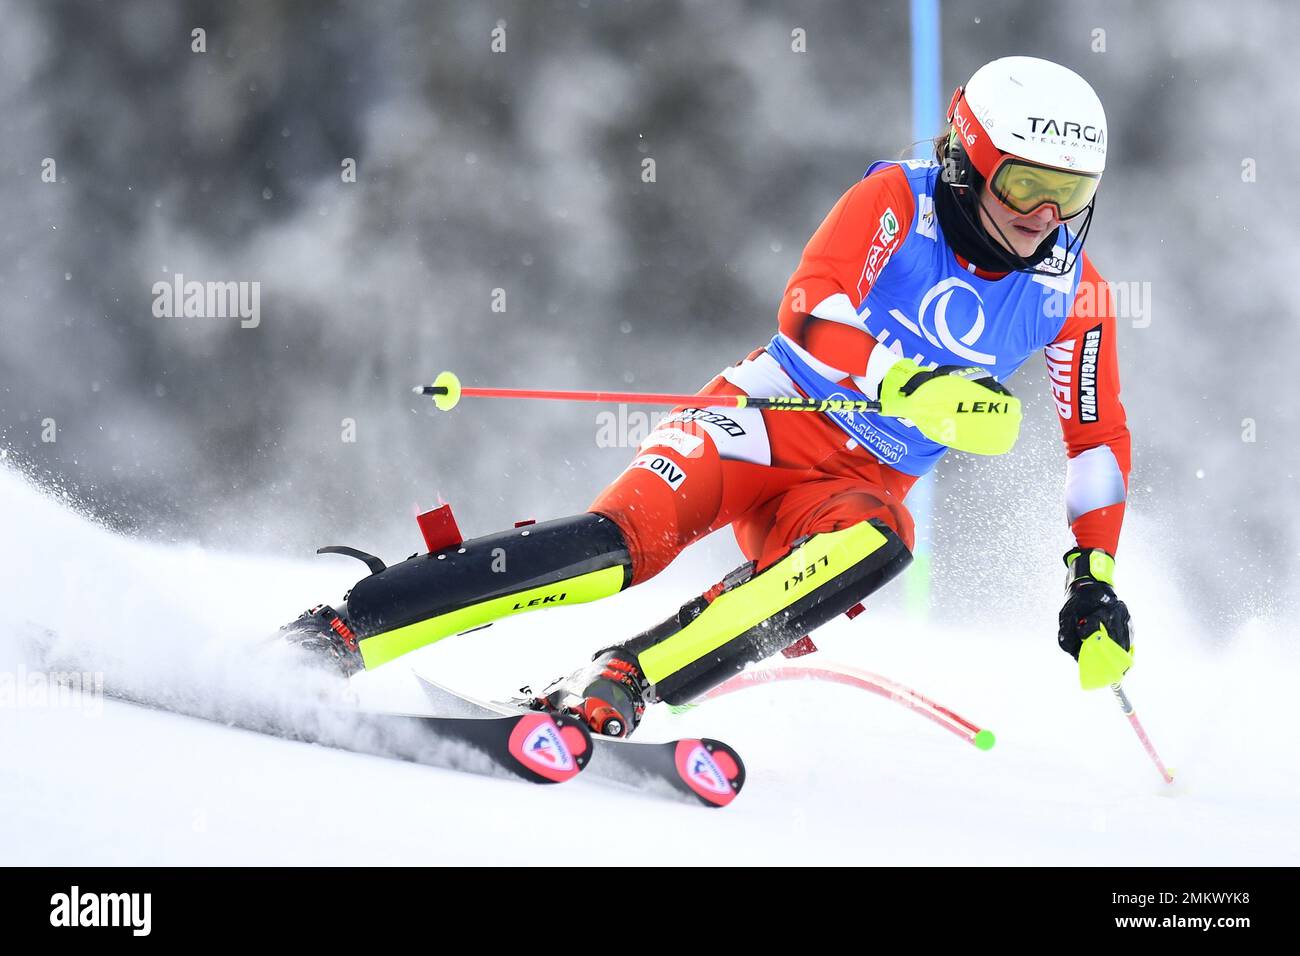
[{"xmin": 946, "ymin": 86, "xmax": 964, "ymax": 122}]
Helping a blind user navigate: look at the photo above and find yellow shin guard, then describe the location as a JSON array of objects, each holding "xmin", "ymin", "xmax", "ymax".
[{"xmin": 621, "ymin": 519, "xmax": 912, "ymax": 704}]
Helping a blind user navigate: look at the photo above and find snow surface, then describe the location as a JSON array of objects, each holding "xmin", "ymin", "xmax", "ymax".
[{"xmin": 1, "ymin": 465, "xmax": 1297, "ymax": 865}]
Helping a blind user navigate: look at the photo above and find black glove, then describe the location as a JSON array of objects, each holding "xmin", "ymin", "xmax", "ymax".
[{"xmin": 1058, "ymin": 548, "xmax": 1133, "ymax": 688}]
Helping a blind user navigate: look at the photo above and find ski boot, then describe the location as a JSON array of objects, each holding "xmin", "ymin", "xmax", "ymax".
[
  {"xmin": 280, "ymin": 604, "xmax": 364, "ymax": 678},
  {"xmin": 527, "ymin": 649, "xmax": 652, "ymax": 738}
]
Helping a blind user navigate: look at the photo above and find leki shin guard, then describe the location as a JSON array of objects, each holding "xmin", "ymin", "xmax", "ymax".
[
  {"xmin": 613, "ymin": 518, "xmax": 912, "ymax": 705},
  {"xmin": 286, "ymin": 508, "xmax": 632, "ymax": 672}
]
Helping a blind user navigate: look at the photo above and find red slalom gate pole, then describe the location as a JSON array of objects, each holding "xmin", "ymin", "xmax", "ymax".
[
  {"xmin": 693, "ymin": 663, "xmax": 996, "ymax": 750},
  {"xmin": 1110, "ymin": 682, "xmax": 1175, "ymax": 784}
]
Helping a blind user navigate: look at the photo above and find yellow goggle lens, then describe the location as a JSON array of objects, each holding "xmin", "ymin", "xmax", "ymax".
[{"xmin": 991, "ymin": 161, "xmax": 1099, "ymax": 219}]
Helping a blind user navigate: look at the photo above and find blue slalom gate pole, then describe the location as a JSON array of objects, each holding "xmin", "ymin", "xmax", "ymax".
[{"xmin": 906, "ymin": 0, "xmax": 941, "ymax": 620}]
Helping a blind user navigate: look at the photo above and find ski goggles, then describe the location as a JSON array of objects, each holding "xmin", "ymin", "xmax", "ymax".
[{"xmin": 988, "ymin": 159, "xmax": 1100, "ymax": 220}]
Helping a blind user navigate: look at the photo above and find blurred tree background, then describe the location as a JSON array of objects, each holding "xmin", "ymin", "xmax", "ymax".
[{"xmin": 1, "ymin": 0, "xmax": 1295, "ymax": 631}]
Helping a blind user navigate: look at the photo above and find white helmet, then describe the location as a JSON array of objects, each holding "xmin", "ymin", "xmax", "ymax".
[{"xmin": 948, "ymin": 56, "xmax": 1107, "ymax": 220}]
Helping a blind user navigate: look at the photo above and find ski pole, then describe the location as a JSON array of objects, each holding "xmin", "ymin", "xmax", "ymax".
[
  {"xmin": 1110, "ymin": 682, "xmax": 1174, "ymax": 784},
  {"xmin": 413, "ymin": 370, "xmax": 882, "ymax": 414}
]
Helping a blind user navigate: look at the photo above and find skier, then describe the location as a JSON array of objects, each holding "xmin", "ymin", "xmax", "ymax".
[{"xmin": 286, "ymin": 55, "xmax": 1133, "ymax": 738}]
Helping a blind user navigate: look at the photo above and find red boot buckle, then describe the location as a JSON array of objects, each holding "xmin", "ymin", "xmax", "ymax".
[{"xmin": 579, "ymin": 698, "xmax": 628, "ymax": 738}]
